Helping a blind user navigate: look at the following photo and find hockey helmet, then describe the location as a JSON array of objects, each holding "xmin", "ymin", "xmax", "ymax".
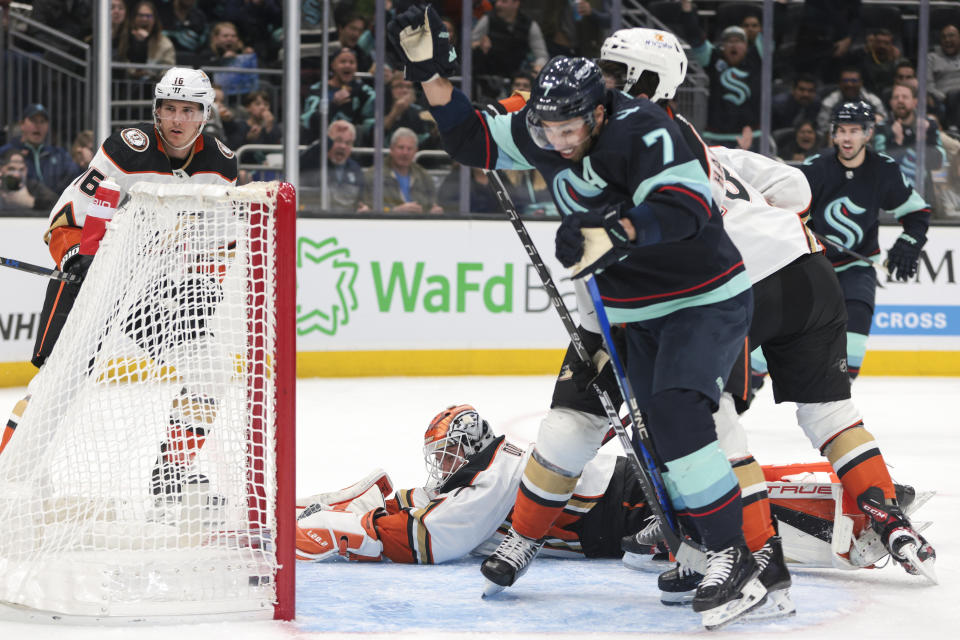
[
  {"xmin": 423, "ymin": 404, "xmax": 495, "ymax": 489},
  {"xmin": 831, "ymin": 100, "xmax": 875, "ymax": 135},
  {"xmin": 154, "ymin": 67, "xmax": 215, "ymax": 122},
  {"xmin": 600, "ymin": 28, "xmax": 688, "ymax": 101},
  {"xmin": 526, "ymin": 56, "xmax": 606, "ymax": 151}
]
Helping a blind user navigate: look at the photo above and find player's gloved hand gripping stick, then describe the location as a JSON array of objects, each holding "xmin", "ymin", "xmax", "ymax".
[{"xmin": 485, "ymin": 168, "xmax": 707, "ymax": 573}]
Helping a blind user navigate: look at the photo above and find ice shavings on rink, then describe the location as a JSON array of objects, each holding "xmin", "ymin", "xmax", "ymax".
[{"xmin": 296, "ymin": 557, "xmax": 858, "ymax": 634}]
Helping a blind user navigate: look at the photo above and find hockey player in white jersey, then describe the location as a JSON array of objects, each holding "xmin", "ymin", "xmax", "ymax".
[
  {"xmin": 599, "ymin": 28, "xmax": 936, "ymax": 602},
  {"xmin": 295, "ymin": 405, "xmax": 651, "ymax": 564},
  {"xmin": 1, "ymin": 68, "xmax": 239, "ymax": 509}
]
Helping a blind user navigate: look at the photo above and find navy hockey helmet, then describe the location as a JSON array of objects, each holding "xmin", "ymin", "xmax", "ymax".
[
  {"xmin": 526, "ymin": 56, "xmax": 606, "ymax": 151},
  {"xmin": 831, "ymin": 100, "xmax": 875, "ymax": 135}
]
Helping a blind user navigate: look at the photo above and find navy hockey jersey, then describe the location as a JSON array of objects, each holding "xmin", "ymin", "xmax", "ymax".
[
  {"xmin": 800, "ymin": 149, "xmax": 930, "ymax": 271},
  {"xmin": 430, "ymin": 88, "xmax": 749, "ymax": 323}
]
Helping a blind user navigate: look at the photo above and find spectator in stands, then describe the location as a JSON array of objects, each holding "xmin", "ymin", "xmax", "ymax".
[
  {"xmin": 510, "ymin": 71, "xmax": 533, "ymax": 94},
  {"xmin": 928, "ymin": 24, "xmax": 960, "ymax": 130},
  {"xmin": 212, "ymin": 0, "xmax": 282, "ymax": 65},
  {"xmin": 227, "ymin": 90, "xmax": 282, "ymax": 160},
  {"xmin": 0, "ymin": 149, "xmax": 58, "ymax": 213},
  {"xmin": 301, "ymin": 47, "xmax": 376, "ymax": 146},
  {"xmin": 70, "ymin": 130, "xmax": 94, "ymax": 172},
  {"xmin": 778, "ymin": 119, "xmax": 820, "ymax": 163},
  {"xmin": 472, "ymin": 0, "xmax": 549, "ymax": 98},
  {"xmin": 30, "ymin": 0, "xmax": 93, "ymax": 43},
  {"xmin": 108, "ymin": 0, "xmax": 128, "ymax": 55},
  {"xmin": 874, "ymin": 82, "xmax": 948, "ymax": 205},
  {"xmin": 0, "ymin": 105, "xmax": 79, "ymax": 194},
  {"xmin": 120, "ymin": 1, "xmax": 177, "ymax": 81},
  {"xmin": 202, "ymin": 85, "xmax": 230, "ymax": 143},
  {"xmin": 361, "ymin": 128, "xmax": 442, "ymax": 214},
  {"xmin": 793, "ymin": 0, "xmax": 859, "ymax": 82},
  {"xmin": 939, "ymin": 149, "xmax": 960, "ymax": 218},
  {"xmin": 859, "ymin": 28, "xmax": 905, "ymax": 96},
  {"xmin": 501, "ymin": 168, "xmax": 557, "ymax": 217},
  {"xmin": 300, "ymin": 120, "xmax": 368, "ymax": 213},
  {"xmin": 817, "ymin": 67, "xmax": 887, "ymax": 139},
  {"xmin": 384, "ymin": 75, "xmax": 435, "ymax": 149},
  {"xmin": 438, "ymin": 163, "xmax": 500, "ymax": 214},
  {"xmin": 772, "ymin": 73, "xmax": 821, "ymax": 130},
  {"xmin": 681, "ymin": 2, "xmax": 761, "ymax": 150},
  {"xmin": 158, "ymin": 0, "xmax": 210, "ymax": 65},
  {"xmin": 337, "ymin": 13, "xmax": 373, "ymax": 72},
  {"xmin": 199, "ymin": 21, "xmax": 254, "ymax": 67}
]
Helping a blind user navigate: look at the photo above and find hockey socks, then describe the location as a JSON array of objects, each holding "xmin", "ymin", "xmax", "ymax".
[
  {"xmin": 511, "ymin": 448, "xmax": 580, "ymax": 540},
  {"xmin": 0, "ymin": 395, "xmax": 29, "ymax": 456},
  {"xmin": 822, "ymin": 424, "xmax": 896, "ymax": 503},
  {"xmin": 731, "ymin": 456, "xmax": 777, "ymax": 553}
]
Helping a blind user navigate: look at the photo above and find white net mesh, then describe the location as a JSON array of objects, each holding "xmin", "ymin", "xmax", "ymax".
[{"xmin": 0, "ymin": 182, "xmax": 285, "ymax": 619}]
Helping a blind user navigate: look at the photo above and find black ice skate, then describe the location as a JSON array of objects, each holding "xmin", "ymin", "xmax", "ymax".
[
  {"xmin": 657, "ymin": 563, "xmax": 702, "ymax": 605},
  {"xmin": 480, "ymin": 528, "xmax": 544, "ymax": 597},
  {"xmin": 744, "ymin": 536, "xmax": 795, "ymax": 620},
  {"xmin": 622, "ymin": 515, "xmax": 671, "ymax": 573},
  {"xmin": 692, "ymin": 543, "xmax": 767, "ymax": 630},
  {"xmin": 856, "ymin": 486, "xmax": 937, "ymax": 584}
]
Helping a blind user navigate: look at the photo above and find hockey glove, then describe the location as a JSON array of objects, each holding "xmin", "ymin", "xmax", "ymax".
[
  {"xmin": 387, "ymin": 2, "xmax": 459, "ymax": 83},
  {"xmin": 60, "ymin": 244, "xmax": 93, "ymax": 283},
  {"xmin": 885, "ymin": 232, "xmax": 926, "ymax": 282},
  {"xmin": 555, "ymin": 206, "xmax": 632, "ymax": 278}
]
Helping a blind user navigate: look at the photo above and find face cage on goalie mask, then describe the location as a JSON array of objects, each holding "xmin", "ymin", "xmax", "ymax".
[{"xmin": 423, "ymin": 435, "xmax": 470, "ymax": 490}]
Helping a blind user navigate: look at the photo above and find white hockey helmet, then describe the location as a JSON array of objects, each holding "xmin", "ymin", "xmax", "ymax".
[
  {"xmin": 600, "ymin": 28, "xmax": 688, "ymax": 101},
  {"xmin": 423, "ymin": 404, "xmax": 495, "ymax": 490}
]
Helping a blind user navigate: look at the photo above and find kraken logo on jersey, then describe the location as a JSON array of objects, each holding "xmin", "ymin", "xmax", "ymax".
[
  {"xmin": 823, "ymin": 197, "xmax": 867, "ymax": 248},
  {"xmin": 719, "ymin": 67, "xmax": 751, "ymax": 106},
  {"xmin": 552, "ymin": 168, "xmax": 603, "ymax": 215}
]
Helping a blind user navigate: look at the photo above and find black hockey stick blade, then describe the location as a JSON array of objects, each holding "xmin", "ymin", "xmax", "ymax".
[{"xmin": 0, "ymin": 255, "xmax": 81, "ymax": 283}]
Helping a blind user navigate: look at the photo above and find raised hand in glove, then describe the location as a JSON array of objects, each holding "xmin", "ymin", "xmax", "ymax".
[
  {"xmin": 555, "ymin": 206, "xmax": 633, "ymax": 277},
  {"xmin": 387, "ymin": 2, "xmax": 459, "ymax": 83},
  {"xmin": 885, "ymin": 232, "xmax": 925, "ymax": 282}
]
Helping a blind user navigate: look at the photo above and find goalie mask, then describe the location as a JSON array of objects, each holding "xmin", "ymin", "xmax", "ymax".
[
  {"xmin": 153, "ymin": 67, "xmax": 215, "ymax": 150},
  {"xmin": 600, "ymin": 28, "xmax": 687, "ymax": 101},
  {"xmin": 423, "ymin": 404, "xmax": 495, "ymax": 490}
]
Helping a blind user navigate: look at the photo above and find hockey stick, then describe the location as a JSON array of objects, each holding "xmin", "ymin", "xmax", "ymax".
[
  {"xmin": 811, "ymin": 232, "xmax": 887, "ymax": 288},
  {"xmin": 0, "ymin": 255, "xmax": 80, "ymax": 283},
  {"xmin": 485, "ymin": 169, "xmax": 707, "ymax": 572}
]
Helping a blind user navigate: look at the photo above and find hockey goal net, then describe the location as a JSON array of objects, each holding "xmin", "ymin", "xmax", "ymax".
[{"xmin": 0, "ymin": 181, "xmax": 296, "ymax": 621}]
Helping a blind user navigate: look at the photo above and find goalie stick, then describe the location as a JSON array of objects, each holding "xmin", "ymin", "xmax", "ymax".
[
  {"xmin": 0, "ymin": 255, "xmax": 81, "ymax": 283},
  {"xmin": 485, "ymin": 169, "xmax": 707, "ymax": 573}
]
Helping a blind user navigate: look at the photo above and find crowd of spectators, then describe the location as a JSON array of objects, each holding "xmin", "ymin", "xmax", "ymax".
[{"xmin": 4, "ymin": 0, "xmax": 960, "ymax": 218}]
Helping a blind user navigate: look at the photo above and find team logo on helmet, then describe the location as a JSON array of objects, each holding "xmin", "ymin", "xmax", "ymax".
[
  {"xmin": 120, "ymin": 128, "xmax": 150, "ymax": 152},
  {"xmin": 215, "ymin": 138, "xmax": 235, "ymax": 159}
]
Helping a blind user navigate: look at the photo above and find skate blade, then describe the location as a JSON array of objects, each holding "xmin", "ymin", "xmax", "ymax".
[
  {"xmin": 900, "ymin": 544, "xmax": 938, "ymax": 585},
  {"xmin": 700, "ymin": 577, "xmax": 767, "ymax": 631},
  {"xmin": 659, "ymin": 591, "xmax": 694, "ymax": 607},
  {"xmin": 623, "ymin": 551, "xmax": 672, "ymax": 573},
  {"xmin": 743, "ymin": 588, "xmax": 796, "ymax": 621},
  {"xmin": 481, "ymin": 578, "xmax": 506, "ymax": 598}
]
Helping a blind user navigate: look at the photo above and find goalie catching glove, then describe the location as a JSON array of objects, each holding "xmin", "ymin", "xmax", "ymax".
[
  {"xmin": 386, "ymin": 2, "xmax": 459, "ymax": 83},
  {"xmin": 296, "ymin": 506, "xmax": 385, "ymax": 562}
]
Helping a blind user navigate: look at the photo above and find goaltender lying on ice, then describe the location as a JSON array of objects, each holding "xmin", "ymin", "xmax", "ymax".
[{"xmin": 294, "ymin": 405, "xmax": 933, "ymax": 571}]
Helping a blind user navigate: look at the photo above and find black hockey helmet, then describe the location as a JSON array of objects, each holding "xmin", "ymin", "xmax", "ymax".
[
  {"xmin": 831, "ymin": 100, "xmax": 874, "ymax": 134},
  {"xmin": 526, "ymin": 56, "xmax": 606, "ymax": 151}
]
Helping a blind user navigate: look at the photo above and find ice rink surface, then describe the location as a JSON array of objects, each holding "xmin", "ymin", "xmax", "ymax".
[{"xmin": 0, "ymin": 374, "xmax": 956, "ymax": 639}]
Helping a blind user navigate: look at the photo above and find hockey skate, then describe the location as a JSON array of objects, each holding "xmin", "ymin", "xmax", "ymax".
[
  {"xmin": 692, "ymin": 543, "xmax": 767, "ymax": 630},
  {"xmin": 622, "ymin": 515, "xmax": 672, "ymax": 573},
  {"xmin": 854, "ymin": 487, "xmax": 936, "ymax": 584},
  {"xmin": 480, "ymin": 527, "xmax": 544, "ymax": 598},
  {"xmin": 744, "ymin": 536, "xmax": 795, "ymax": 620},
  {"xmin": 658, "ymin": 563, "xmax": 702, "ymax": 606},
  {"xmin": 148, "ymin": 469, "xmax": 226, "ymax": 528}
]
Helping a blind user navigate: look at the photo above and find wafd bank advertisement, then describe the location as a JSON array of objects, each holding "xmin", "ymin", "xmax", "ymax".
[{"xmin": 0, "ymin": 218, "xmax": 958, "ymax": 380}]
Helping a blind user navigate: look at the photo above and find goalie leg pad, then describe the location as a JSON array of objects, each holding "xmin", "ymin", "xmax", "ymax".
[{"xmin": 296, "ymin": 507, "xmax": 384, "ymax": 562}]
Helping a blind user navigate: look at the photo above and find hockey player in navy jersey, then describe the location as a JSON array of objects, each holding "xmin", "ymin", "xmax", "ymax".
[
  {"xmin": 800, "ymin": 101, "xmax": 931, "ymax": 378},
  {"xmin": 599, "ymin": 28, "xmax": 937, "ymax": 601},
  {"xmin": 388, "ymin": 3, "xmax": 760, "ymax": 627}
]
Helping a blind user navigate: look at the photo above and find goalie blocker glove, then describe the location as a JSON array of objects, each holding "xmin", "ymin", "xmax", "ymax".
[
  {"xmin": 885, "ymin": 232, "xmax": 926, "ymax": 282},
  {"xmin": 387, "ymin": 2, "xmax": 459, "ymax": 83}
]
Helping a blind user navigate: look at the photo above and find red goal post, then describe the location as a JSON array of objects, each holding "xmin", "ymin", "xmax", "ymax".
[{"xmin": 0, "ymin": 181, "xmax": 296, "ymax": 622}]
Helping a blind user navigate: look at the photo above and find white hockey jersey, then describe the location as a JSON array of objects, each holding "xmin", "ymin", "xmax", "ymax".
[{"xmin": 376, "ymin": 437, "xmax": 620, "ymax": 564}]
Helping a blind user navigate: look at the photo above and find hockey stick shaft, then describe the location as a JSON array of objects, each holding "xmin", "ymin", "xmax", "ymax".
[
  {"xmin": 484, "ymin": 169, "xmax": 706, "ymax": 571},
  {"xmin": 0, "ymin": 255, "xmax": 80, "ymax": 283},
  {"xmin": 811, "ymin": 231, "xmax": 886, "ymax": 287}
]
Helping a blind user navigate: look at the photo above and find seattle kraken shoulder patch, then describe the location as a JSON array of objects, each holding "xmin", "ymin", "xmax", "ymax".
[
  {"xmin": 120, "ymin": 128, "xmax": 150, "ymax": 152},
  {"xmin": 215, "ymin": 138, "xmax": 235, "ymax": 159}
]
